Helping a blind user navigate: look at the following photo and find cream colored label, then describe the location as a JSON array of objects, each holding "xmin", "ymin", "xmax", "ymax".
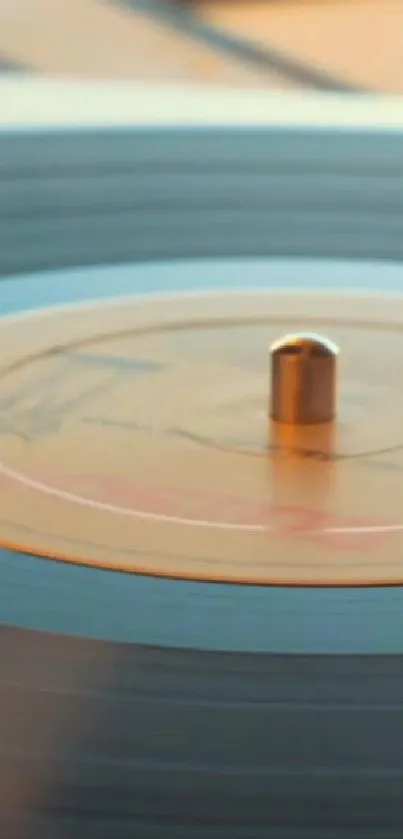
[{"xmin": 0, "ymin": 291, "xmax": 403, "ymax": 585}]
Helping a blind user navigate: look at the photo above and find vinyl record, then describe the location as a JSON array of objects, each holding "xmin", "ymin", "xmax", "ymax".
[{"xmin": 1, "ymin": 99, "xmax": 403, "ymax": 839}]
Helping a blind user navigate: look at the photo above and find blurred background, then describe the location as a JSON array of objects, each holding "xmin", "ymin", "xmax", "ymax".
[{"xmin": 1, "ymin": 0, "xmax": 402, "ymax": 94}]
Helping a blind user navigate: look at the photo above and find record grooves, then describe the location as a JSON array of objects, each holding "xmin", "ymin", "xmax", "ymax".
[{"xmin": 1, "ymin": 112, "xmax": 403, "ymax": 838}]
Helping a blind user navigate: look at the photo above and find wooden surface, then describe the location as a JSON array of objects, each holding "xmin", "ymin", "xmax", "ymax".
[
  {"xmin": 0, "ymin": 0, "xmax": 291, "ymax": 88},
  {"xmin": 200, "ymin": 0, "xmax": 403, "ymax": 92},
  {"xmin": 1, "ymin": 0, "xmax": 403, "ymax": 91}
]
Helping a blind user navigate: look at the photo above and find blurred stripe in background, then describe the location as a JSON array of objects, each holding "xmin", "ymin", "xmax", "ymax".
[{"xmin": 1, "ymin": 0, "xmax": 403, "ymax": 92}]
